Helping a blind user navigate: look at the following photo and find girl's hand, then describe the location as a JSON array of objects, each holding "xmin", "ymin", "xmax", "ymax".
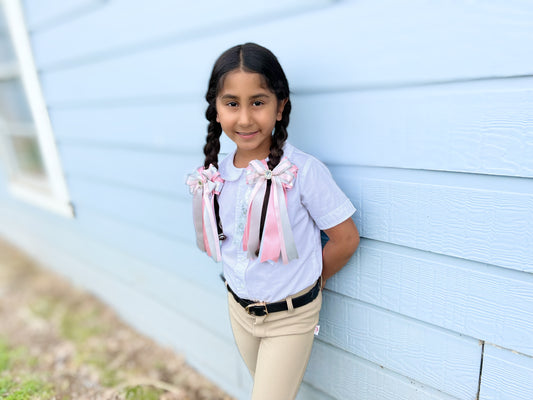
[{"xmin": 321, "ymin": 218, "xmax": 360, "ymax": 284}]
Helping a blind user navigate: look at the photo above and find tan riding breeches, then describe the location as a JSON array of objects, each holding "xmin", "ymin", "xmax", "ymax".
[{"xmin": 227, "ymin": 282, "xmax": 322, "ymax": 400}]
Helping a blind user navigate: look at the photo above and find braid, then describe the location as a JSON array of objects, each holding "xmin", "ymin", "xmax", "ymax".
[
  {"xmin": 267, "ymin": 99, "xmax": 291, "ymax": 170},
  {"xmin": 203, "ymin": 104, "xmax": 222, "ymax": 169},
  {"xmin": 203, "ymin": 102, "xmax": 224, "ymax": 238}
]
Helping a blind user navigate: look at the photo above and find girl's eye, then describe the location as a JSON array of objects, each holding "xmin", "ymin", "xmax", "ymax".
[
  {"xmin": 252, "ymin": 101, "xmax": 264, "ymax": 106},
  {"xmin": 227, "ymin": 101, "xmax": 238, "ymax": 107}
]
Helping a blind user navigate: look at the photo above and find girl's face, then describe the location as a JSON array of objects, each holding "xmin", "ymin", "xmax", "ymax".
[{"xmin": 216, "ymin": 70, "xmax": 287, "ymax": 167}]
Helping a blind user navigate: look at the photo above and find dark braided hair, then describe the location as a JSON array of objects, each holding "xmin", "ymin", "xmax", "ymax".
[{"xmin": 203, "ymin": 43, "xmax": 292, "ymax": 247}]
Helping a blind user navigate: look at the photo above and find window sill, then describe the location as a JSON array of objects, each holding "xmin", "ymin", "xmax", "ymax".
[{"xmin": 8, "ymin": 180, "xmax": 75, "ymax": 218}]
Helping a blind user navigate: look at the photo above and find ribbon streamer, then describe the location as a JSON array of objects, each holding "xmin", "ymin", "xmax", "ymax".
[
  {"xmin": 186, "ymin": 165, "xmax": 224, "ymax": 262},
  {"xmin": 243, "ymin": 158, "xmax": 298, "ymax": 264}
]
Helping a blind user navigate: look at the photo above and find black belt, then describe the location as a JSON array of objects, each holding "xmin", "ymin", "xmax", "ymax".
[{"xmin": 221, "ymin": 274, "xmax": 321, "ymax": 317}]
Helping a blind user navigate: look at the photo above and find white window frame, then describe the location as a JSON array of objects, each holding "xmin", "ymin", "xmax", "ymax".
[{"xmin": 1, "ymin": 0, "xmax": 73, "ymax": 217}]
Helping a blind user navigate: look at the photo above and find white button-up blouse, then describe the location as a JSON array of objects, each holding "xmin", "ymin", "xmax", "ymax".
[{"xmin": 218, "ymin": 143, "xmax": 356, "ymax": 302}]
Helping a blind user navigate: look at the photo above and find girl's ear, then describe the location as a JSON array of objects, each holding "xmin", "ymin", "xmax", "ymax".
[
  {"xmin": 216, "ymin": 114, "xmax": 220, "ymax": 123},
  {"xmin": 277, "ymin": 98, "xmax": 288, "ymax": 121}
]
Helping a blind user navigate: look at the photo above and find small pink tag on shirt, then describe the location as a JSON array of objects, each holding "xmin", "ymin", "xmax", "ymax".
[{"xmin": 314, "ymin": 325, "xmax": 320, "ymax": 336}]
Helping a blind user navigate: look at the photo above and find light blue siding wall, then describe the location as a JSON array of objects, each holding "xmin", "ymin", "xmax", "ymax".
[{"xmin": 0, "ymin": 1, "xmax": 531, "ymax": 399}]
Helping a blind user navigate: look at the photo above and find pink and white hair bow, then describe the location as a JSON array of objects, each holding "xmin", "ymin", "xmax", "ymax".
[
  {"xmin": 243, "ymin": 157, "xmax": 299, "ymax": 264},
  {"xmin": 186, "ymin": 165, "xmax": 224, "ymax": 262}
]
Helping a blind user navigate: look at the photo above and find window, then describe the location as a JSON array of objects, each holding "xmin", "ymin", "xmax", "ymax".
[{"xmin": 0, "ymin": 0, "xmax": 73, "ymax": 217}]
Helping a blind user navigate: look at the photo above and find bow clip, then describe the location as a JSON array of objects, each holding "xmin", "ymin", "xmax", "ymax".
[
  {"xmin": 186, "ymin": 165, "xmax": 224, "ymax": 261},
  {"xmin": 243, "ymin": 158, "xmax": 298, "ymax": 264}
]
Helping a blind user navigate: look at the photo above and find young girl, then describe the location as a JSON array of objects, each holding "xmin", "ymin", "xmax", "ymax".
[{"xmin": 187, "ymin": 42, "xmax": 360, "ymax": 400}]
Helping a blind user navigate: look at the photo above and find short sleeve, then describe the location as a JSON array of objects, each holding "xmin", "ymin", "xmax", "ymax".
[{"xmin": 299, "ymin": 157, "xmax": 356, "ymax": 230}]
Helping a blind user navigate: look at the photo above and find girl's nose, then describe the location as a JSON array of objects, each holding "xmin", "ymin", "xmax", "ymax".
[{"xmin": 238, "ymin": 107, "xmax": 252, "ymax": 127}]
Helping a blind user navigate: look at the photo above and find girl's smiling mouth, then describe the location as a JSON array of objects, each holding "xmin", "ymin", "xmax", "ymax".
[{"xmin": 237, "ymin": 131, "xmax": 259, "ymax": 138}]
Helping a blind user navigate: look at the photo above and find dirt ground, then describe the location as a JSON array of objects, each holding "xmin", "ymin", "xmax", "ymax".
[{"xmin": 0, "ymin": 238, "xmax": 234, "ymax": 400}]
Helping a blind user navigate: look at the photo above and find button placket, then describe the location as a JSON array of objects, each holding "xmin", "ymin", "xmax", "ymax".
[{"xmin": 232, "ymin": 173, "xmax": 253, "ymax": 297}]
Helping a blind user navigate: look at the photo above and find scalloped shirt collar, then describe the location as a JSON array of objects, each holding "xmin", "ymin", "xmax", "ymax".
[{"xmin": 219, "ymin": 142, "xmax": 295, "ymax": 182}]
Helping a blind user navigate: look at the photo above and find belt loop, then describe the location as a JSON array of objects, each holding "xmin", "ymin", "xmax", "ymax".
[{"xmin": 286, "ymin": 296, "xmax": 295, "ymax": 314}]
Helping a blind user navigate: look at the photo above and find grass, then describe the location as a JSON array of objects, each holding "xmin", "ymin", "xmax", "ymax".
[
  {"xmin": 0, "ymin": 376, "xmax": 54, "ymax": 400},
  {"xmin": 1, "ymin": 334, "xmax": 160, "ymax": 400},
  {"xmin": 0, "ymin": 338, "xmax": 31, "ymax": 372},
  {"xmin": 123, "ymin": 385, "xmax": 163, "ymax": 400},
  {"xmin": 28, "ymin": 297, "xmax": 57, "ymax": 321},
  {"xmin": 59, "ymin": 305, "xmax": 106, "ymax": 344},
  {"xmin": 0, "ymin": 339, "xmax": 10, "ymax": 372},
  {"xmin": 30, "ymin": 296, "xmax": 106, "ymax": 345},
  {"xmin": 76, "ymin": 349, "xmax": 121, "ymax": 388},
  {"xmin": 28, "ymin": 293, "xmax": 119, "ymax": 387},
  {"xmin": 0, "ymin": 337, "xmax": 55, "ymax": 400}
]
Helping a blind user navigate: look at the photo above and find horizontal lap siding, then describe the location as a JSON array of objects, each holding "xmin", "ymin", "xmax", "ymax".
[
  {"xmin": 333, "ymin": 167, "xmax": 532, "ymax": 273},
  {"xmin": 291, "ymin": 79, "xmax": 533, "ymax": 178},
  {"xmin": 305, "ymin": 341, "xmax": 461, "ymax": 400},
  {"xmin": 329, "ymin": 241, "xmax": 533, "ymax": 356},
  {"xmin": 72, "ymin": 206, "xmax": 222, "ymax": 293},
  {"xmin": 479, "ymin": 345, "xmax": 533, "ymax": 400},
  {"xmin": 297, "ymin": 382, "xmax": 336, "ymax": 400},
  {"xmin": 5, "ymin": 1, "xmax": 530, "ymax": 399},
  {"xmin": 28, "ymin": 0, "xmax": 332, "ymax": 69},
  {"xmin": 50, "ymin": 79, "xmax": 533, "ymax": 175},
  {"xmin": 65, "ymin": 178, "xmax": 189, "ymax": 239},
  {"xmin": 319, "ymin": 292, "xmax": 482, "ymax": 399},
  {"xmin": 50, "ymin": 102, "xmax": 208, "ymax": 152},
  {"xmin": 58, "ymin": 144, "xmax": 199, "ymax": 198},
  {"xmin": 31, "ymin": 1, "xmax": 533, "ymax": 95}
]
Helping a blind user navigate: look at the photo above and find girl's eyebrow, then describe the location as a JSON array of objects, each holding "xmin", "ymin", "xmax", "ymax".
[
  {"xmin": 220, "ymin": 94, "xmax": 238, "ymax": 100},
  {"xmin": 219, "ymin": 93, "xmax": 271, "ymax": 100}
]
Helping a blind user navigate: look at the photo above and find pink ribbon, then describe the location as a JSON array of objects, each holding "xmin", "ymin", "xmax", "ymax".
[
  {"xmin": 242, "ymin": 157, "xmax": 298, "ymax": 264},
  {"xmin": 186, "ymin": 165, "xmax": 224, "ymax": 262}
]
